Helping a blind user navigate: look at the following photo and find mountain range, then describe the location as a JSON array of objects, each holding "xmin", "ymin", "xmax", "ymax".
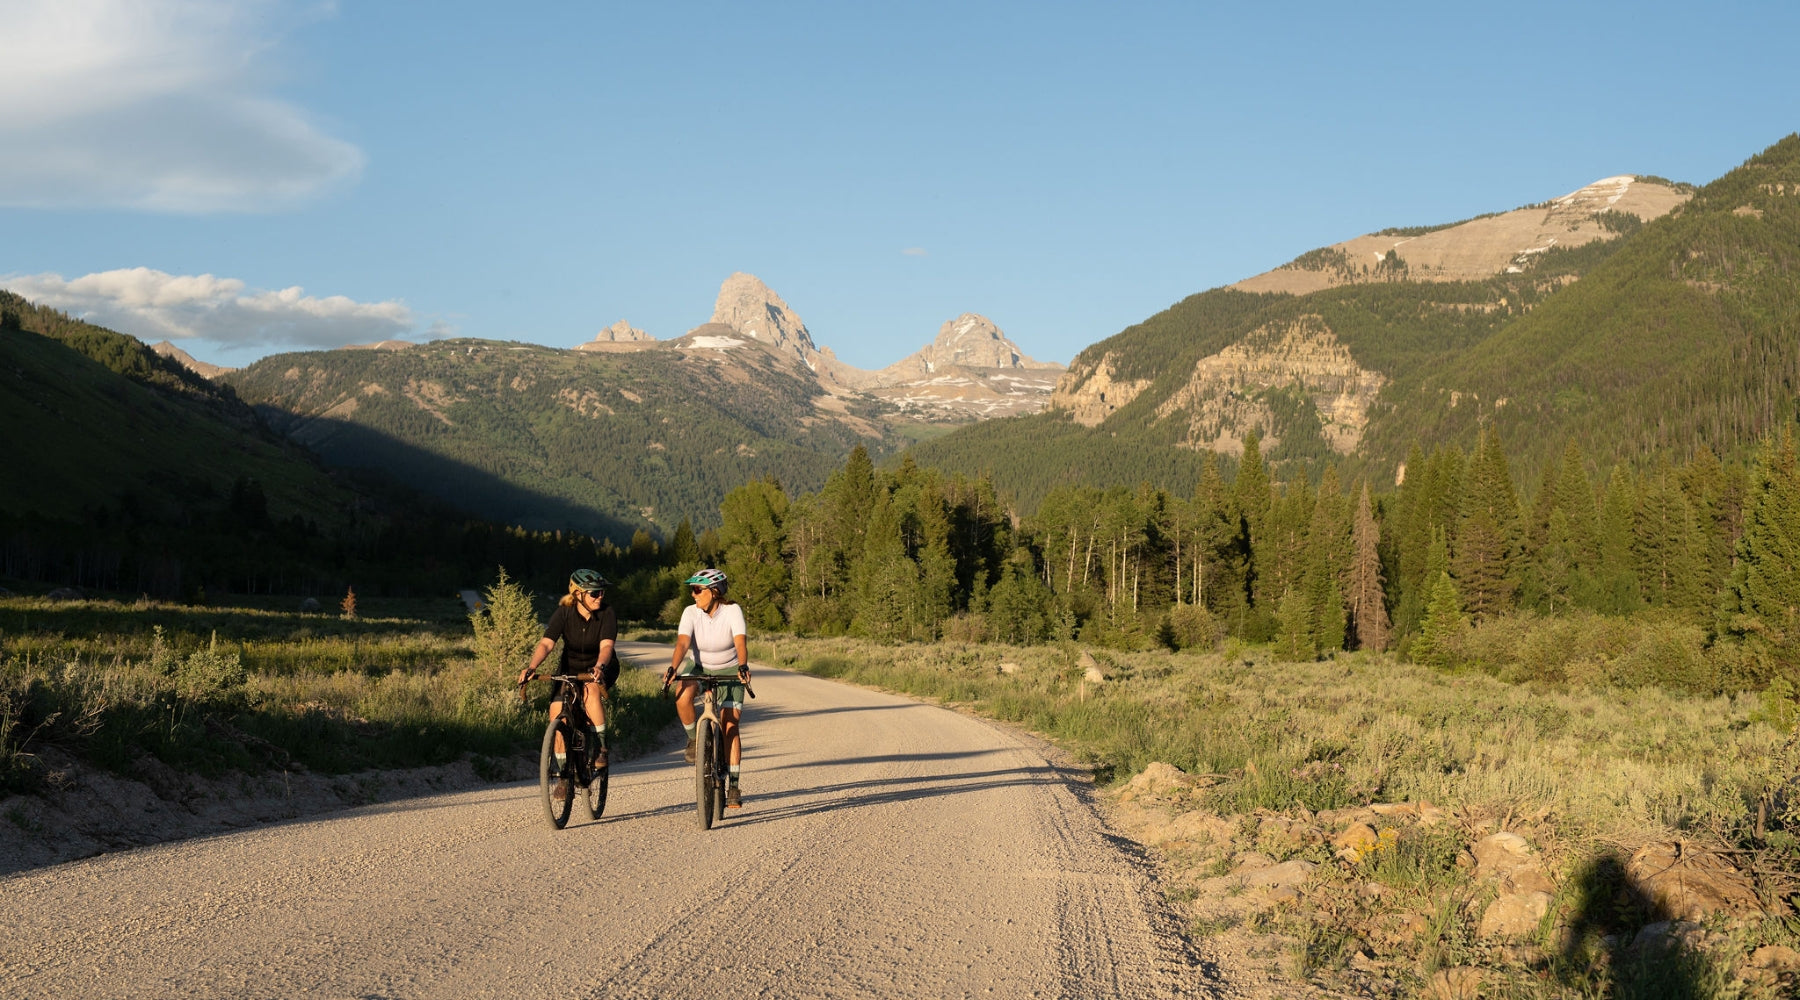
[
  {"xmin": 913, "ymin": 135, "xmax": 1800, "ymax": 509},
  {"xmin": 210, "ymin": 274, "xmax": 1059, "ymax": 537},
  {"xmin": 10, "ymin": 134, "xmax": 1800, "ymax": 551}
]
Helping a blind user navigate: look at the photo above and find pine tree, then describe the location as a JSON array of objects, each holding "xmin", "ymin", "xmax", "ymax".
[
  {"xmin": 1719, "ymin": 431, "xmax": 1800, "ymax": 685},
  {"xmin": 1412, "ymin": 571, "xmax": 1465, "ymax": 669},
  {"xmin": 850, "ymin": 488, "xmax": 917, "ymax": 640},
  {"xmin": 1596, "ymin": 465, "xmax": 1642, "ymax": 614},
  {"xmin": 1452, "ymin": 428, "xmax": 1519, "ymax": 618},
  {"xmin": 1348, "ymin": 484, "xmax": 1392, "ymax": 652},
  {"xmin": 1275, "ymin": 585, "xmax": 1313, "ymax": 662},
  {"xmin": 1303, "ymin": 467, "xmax": 1348, "ymax": 655},
  {"xmin": 718, "ymin": 477, "xmax": 790, "ymax": 630},
  {"xmin": 1633, "ymin": 463, "xmax": 1705, "ymax": 612},
  {"xmin": 910, "ymin": 482, "xmax": 958, "ymax": 635},
  {"xmin": 668, "ymin": 517, "xmax": 701, "ymax": 567}
]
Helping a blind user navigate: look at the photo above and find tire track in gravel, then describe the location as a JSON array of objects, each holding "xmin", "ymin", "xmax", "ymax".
[{"xmin": 1, "ymin": 643, "xmax": 1211, "ymax": 999}]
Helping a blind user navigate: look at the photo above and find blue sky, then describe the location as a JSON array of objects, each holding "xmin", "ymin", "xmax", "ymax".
[{"xmin": 2, "ymin": 1, "xmax": 1796, "ymax": 370}]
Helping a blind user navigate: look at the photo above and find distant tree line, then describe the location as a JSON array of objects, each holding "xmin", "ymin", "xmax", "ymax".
[{"xmin": 711, "ymin": 432, "xmax": 1800, "ymax": 694}]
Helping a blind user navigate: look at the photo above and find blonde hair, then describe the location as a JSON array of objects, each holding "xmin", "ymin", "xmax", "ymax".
[{"xmin": 558, "ymin": 580, "xmax": 586, "ymax": 608}]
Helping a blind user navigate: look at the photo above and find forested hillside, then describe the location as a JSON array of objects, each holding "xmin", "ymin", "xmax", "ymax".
[
  {"xmin": 226, "ymin": 337, "xmax": 901, "ymax": 540},
  {"xmin": 1366, "ymin": 134, "xmax": 1800, "ymax": 472},
  {"xmin": 0, "ymin": 298, "xmax": 663, "ymax": 600},
  {"xmin": 915, "ymin": 135, "xmax": 1800, "ymax": 500}
]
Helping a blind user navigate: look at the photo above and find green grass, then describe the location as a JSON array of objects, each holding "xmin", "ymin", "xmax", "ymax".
[
  {"xmin": 762, "ymin": 635, "xmax": 1800, "ymax": 998},
  {"xmin": 761, "ymin": 636, "xmax": 1784, "ymax": 836},
  {"xmin": 1, "ymin": 595, "xmax": 673, "ymax": 793}
]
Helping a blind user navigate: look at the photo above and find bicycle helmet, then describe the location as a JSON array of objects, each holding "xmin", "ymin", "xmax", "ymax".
[
  {"xmin": 570, "ymin": 568, "xmax": 611, "ymax": 593},
  {"xmin": 684, "ymin": 568, "xmax": 728, "ymax": 592}
]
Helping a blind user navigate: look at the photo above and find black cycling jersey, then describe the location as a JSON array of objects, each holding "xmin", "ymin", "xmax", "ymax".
[{"xmin": 543, "ymin": 601, "xmax": 620, "ymax": 688}]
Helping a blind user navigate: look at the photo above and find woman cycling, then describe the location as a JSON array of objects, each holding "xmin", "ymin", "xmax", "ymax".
[
  {"xmin": 518, "ymin": 569, "xmax": 619, "ymax": 800},
  {"xmin": 662, "ymin": 568, "xmax": 751, "ymax": 808}
]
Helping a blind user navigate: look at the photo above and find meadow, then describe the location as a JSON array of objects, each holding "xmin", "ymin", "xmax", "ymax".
[
  {"xmin": 760, "ymin": 635, "xmax": 1800, "ymax": 999},
  {"xmin": 0, "ymin": 592, "xmax": 670, "ymax": 795}
]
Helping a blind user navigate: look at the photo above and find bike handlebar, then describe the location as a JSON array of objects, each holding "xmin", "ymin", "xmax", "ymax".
[
  {"xmin": 516, "ymin": 671, "xmax": 606, "ymax": 703},
  {"xmin": 661, "ymin": 669, "xmax": 756, "ymax": 700}
]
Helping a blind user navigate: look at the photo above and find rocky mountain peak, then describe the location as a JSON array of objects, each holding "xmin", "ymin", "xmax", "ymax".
[
  {"xmin": 925, "ymin": 313, "xmax": 1056, "ymax": 371},
  {"xmin": 150, "ymin": 340, "xmax": 237, "ymax": 379},
  {"xmin": 710, "ymin": 272, "xmax": 819, "ymax": 359},
  {"xmin": 595, "ymin": 320, "xmax": 653, "ymax": 342},
  {"xmin": 880, "ymin": 313, "xmax": 1060, "ymax": 379}
]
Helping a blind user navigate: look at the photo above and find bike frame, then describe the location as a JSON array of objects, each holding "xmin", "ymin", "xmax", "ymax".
[{"xmin": 523, "ymin": 672, "xmax": 611, "ymax": 829}]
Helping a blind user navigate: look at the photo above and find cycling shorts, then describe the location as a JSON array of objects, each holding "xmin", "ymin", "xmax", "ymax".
[{"xmin": 676, "ymin": 666, "xmax": 747, "ymax": 710}]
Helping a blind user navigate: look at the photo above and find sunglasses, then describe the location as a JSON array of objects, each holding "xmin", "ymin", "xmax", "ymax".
[
  {"xmin": 582, "ymin": 590, "xmax": 604, "ymax": 598},
  {"xmin": 690, "ymin": 586, "xmax": 709, "ymax": 595}
]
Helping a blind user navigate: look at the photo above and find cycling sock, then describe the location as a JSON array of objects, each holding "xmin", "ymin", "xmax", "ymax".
[
  {"xmin": 554, "ymin": 752, "xmax": 566, "ymax": 769},
  {"xmin": 594, "ymin": 724, "xmax": 607, "ymax": 737},
  {"xmin": 728, "ymin": 765, "xmax": 741, "ymax": 786},
  {"xmin": 683, "ymin": 722, "xmax": 697, "ymax": 739}
]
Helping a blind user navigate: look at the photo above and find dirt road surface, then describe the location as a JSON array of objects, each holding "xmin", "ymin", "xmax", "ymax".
[{"xmin": 2, "ymin": 642, "xmax": 1211, "ymax": 999}]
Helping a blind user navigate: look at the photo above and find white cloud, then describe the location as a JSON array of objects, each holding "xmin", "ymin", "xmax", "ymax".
[
  {"xmin": 4, "ymin": 267, "xmax": 417, "ymax": 351},
  {"xmin": 902, "ymin": 247, "xmax": 929, "ymax": 257},
  {"xmin": 0, "ymin": 0, "xmax": 362, "ymax": 212}
]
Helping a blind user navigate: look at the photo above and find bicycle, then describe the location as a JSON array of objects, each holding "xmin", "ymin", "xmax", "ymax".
[
  {"xmin": 518, "ymin": 671, "xmax": 610, "ymax": 829},
  {"xmin": 663, "ymin": 668, "xmax": 753, "ymax": 830}
]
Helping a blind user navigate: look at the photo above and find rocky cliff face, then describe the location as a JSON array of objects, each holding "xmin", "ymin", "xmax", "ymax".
[
  {"xmin": 1051, "ymin": 316, "xmax": 1385, "ymax": 455},
  {"xmin": 1050, "ymin": 353, "xmax": 1152, "ymax": 426},
  {"xmin": 1153, "ymin": 315, "xmax": 1385, "ymax": 456}
]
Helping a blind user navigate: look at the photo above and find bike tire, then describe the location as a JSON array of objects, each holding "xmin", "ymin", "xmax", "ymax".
[
  {"xmin": 540, "ymin": 715, "xmax": 575, "ymax": 830},
  {"xmin": 583, "ymin": 730, "xmax": 609, "ymax": 822},
  {"xmin": 696, "ymin": 719, "xmax": 715, "ymax": 830},
  {"xmin": 713, "ymin": 750, "xmax": 726, "ymax": 825}
]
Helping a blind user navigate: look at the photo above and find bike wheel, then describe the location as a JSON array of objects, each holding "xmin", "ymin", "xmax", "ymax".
[
  {"xmin": 583, "ymin": 732, "xmax": 609, "ymax": 821},
  {"xmin": 696, "ymin": 719, "xmax": 715, "ymax": 830},
  {"xmin": 539, "ymin": 715, "xmax": 575, "ymax": 830},
  {"xmin": 713, "ymin": 749, "xmax": 726, "ymax": 825}
]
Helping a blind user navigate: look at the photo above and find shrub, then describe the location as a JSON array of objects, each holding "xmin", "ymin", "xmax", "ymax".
[
  {"xmin": 468, "ymin": 567, "xmax": 542, "ymax": 681},
  {"xmin": 176, "ymin": 632, "xmax": 246, "ymax": 701},
  {"xmin": 1167, "ymin": 602, "xmax": 1221, "ymax": 651}
]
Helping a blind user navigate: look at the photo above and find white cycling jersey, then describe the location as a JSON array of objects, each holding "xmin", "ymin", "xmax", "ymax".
[{"xmin": 678, "ymin": 601, "xmax": 746, "ymax": 673}]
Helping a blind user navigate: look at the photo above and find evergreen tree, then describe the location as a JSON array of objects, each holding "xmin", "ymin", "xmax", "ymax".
[
  {"xmin": 1303, "ymin": 467, "xmax": 1348, "ymax": 654},
  {"xmin": 1196, "ymin": 454, "xmax": 1251, "ymax": 634},
  {"xmin": 1452, "ymin": 428, "xmax": 1519, "ymax": 618},
  {"xmin": 1596, "ymin": 465, "xmax": 1642, "ymax": 613},
  {"xmin": 1275, "ymin": 585, "xmax": 1313, "ymax": 662},
  {"xmin": 987, "ymin": 549, "xmax": 1052, "ymax": 645},
  {"xmin": 1719, "ymin": 432, "xmax": 1800, "ymax": 685},
  {"xmin": 1633, "ymin": 462, "xmax": 1705, "ymax": 613},
  {"xmin": 718, "ymin": 477, "xmax": 790, "ymax": 630},
  {"xmin": 668, "ymin": 517, "xmax": 701, "ymax": 567},
  {"xmin": 1412, "ymin": 571, "xmax": 1465, "ymax": 669},
  {"xmin": 912, "ymin": 485, "xmax": 958, "ymax": 636},
  {"xmin": 850, "ymin": 488, "xmax": 917, "ymax": 640},
  {"xmin": 1348, "ymin": 483, "xmax": 1392, "ymax": 651}
]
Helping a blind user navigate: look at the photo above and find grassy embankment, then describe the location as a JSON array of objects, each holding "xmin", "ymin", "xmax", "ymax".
[
  {"xmin": 760, "ymin": 635, "xmax": 1800, "ymax": 999},
  {"xmin": 0, "ymin": 594, "xmax": 670, "ymax": 797}
]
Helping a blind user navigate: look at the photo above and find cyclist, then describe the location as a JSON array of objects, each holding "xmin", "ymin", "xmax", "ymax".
[
  {"xmin": 662, "ymin": 568, "xmax": 751, "ymax": 808},
  {"xmin": 518, "ymin": 569, "xmax": 620, "ymax": 802}
]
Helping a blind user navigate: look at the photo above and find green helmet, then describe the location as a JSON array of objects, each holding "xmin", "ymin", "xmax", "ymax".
[
  {"xmin": 570, "ymin": 568, "xmax": 610, "ymax": 593},
  {"xmin": 684, "ymin": 568, "xmax": 727, "ymax": 592}
]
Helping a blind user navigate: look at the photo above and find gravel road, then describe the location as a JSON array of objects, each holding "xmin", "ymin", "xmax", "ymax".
[{"xmin": 1, "ymin": 642, "xmax": 1209, "ymax": 998}]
